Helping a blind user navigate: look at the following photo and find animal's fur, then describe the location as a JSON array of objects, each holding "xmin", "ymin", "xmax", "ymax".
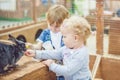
[{"xmin": 0, "ymin": 34, "xmax": 26, "ymax": 74}]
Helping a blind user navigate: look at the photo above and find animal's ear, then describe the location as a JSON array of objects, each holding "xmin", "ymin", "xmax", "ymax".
[
  {"xmin": 8, "ymin": 34, "xmax": 25, "ymax": 45},
  {"xmin": 8, "ymin": 34, "xmax": 17, "ymax": 43},
  {"xmin": 8, "ymin": 34, "xmax": 15, "ymax": 39}
]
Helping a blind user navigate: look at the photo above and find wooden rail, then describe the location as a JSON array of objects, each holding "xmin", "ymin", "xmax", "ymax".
[
  {"xmin": 0, "ymin": 20, "xmax": 47, "ymax": 43},
  {"xmin": 86, "ymin": 15, "xmax": 112, "ymax": 27},
  {"xmin": 109, "ymin": 18, "xmax": 120, "ymax": 55},
  {"xmin": 0, "ymin": 20, "xmax": 46, "ymax": 34},
  {"xmin": 92, "ymin": 55, "xmax": 102, "ymax": 80},
  {"xmin": 0, "ymin": 56, "xmax": 56, "ymax": 80}
]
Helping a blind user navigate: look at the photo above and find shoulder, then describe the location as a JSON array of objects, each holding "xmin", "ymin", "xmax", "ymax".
[
  {"xmin": 74, "ymin": 46, "xmax": 89, "ymax": 59},
  {"xmin": 79, "ymin": 46, "xmax": 88, "ymax": 55},
  {"xmin": 41, "ymin": 29, "xmax": 50, "ymax": 35},
  {"xmin": 43, "ymin": 28, "xmax": 50, "ymax": 33},
  {"xmin": 60, "ymin": 46, "xmax": 67, "ymax": 50},
  {"xmin": 37, "ymin": 28, "xmax": 51, "ymax": 40}
]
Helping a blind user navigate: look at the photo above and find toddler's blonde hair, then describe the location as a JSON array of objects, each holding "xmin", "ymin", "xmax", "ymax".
[
  {"xmin": 46, "ymin": 5, "xmax": 69, "ymax": 27},
  {"xmin": 62, "ymin": 15, "xmax": 91, "ymax": 44}
]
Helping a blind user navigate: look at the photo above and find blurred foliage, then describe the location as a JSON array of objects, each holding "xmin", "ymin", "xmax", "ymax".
[{"xmin": 0, "ymin": 17, "xmax": 32, "ymax": 22}]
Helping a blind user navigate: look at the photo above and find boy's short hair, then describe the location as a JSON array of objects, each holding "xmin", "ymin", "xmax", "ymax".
[{"xmin": 46, "ymin": 5, "xmax": 69, "ymax": 27}]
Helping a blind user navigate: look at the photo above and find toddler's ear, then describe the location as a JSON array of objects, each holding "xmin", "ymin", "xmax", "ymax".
[
  {"xmin": 75, "ymin": 35, "xmax": 78, "ymax": 40},
  {"xmin": 75, "ymin": 35, "xmax": 81, "ymax": 41}
]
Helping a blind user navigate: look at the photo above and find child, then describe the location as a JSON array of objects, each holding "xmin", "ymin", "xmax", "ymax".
[
  {"xmin": 25, "ymin": 15, "xmax": 92, "ymax": 80},
  {"xmin": 27, "ymin": 4, "xmax": 69, "ymax": 50},
  {"xmin": 26, "ymin": 4, "xmax": 69, "ymax": 80}
]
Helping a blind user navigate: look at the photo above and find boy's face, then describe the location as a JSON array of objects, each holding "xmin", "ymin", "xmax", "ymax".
[{"xmin": 48, "ymin": 22, "xmax": 60, "ymax": 33}]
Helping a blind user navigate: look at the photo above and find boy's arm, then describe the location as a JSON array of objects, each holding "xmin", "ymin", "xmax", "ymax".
[
  {"xmin": 36, "ymin": 29, "xmax": 50, "ymax": 50},
  {"xmin": 25, "ymin": 29, "xmax": 46, "ymax": 50},
  {"xmin": 26, "ymin": 42, "xmax": 42, "ymax": 50},
  {"xmin": 33, "ymin": 42, "xmax": 42, "ymax": 50}
]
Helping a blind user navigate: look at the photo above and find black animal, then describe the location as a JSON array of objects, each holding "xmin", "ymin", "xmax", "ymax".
[{"xmin": 0, "ymin": 34, "xmax": 26, "ymax": 74}]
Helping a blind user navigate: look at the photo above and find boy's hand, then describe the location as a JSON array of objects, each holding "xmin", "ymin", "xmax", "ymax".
[
  {"xmin": 42, "ymin": 59, "xmax": 55, "ymax": 66},
  {"xmin": 25, "ymin": 42, "xmax": 34, "ymax": 49}
]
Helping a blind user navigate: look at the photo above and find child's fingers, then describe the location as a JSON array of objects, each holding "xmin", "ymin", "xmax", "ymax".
[
  {"xmin": 25, "ymin": 43, "xmax": 32, "ymax": 49},
  {"xmin": 42, "ymin": 59, "xmax": 54, "ymax": 66},
  {"xmin": 42, "ymin": 60, "xmax": 48, "ymax": 65},
  {"xmin": 24, "ymin": 51, "xmax": 31, "ymax": 56},
  {"xmin": 41, "ymin": 60, "xmax": 46, "ymax": 63}
]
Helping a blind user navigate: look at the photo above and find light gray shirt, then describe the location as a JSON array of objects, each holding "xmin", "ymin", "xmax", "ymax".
[{"xmin": 35, "ymin": 46, "xmax": 91, "ymax": 80}]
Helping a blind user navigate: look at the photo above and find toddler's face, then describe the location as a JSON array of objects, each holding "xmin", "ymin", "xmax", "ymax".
[{"xmin": 61, "ymin": 27, "xmax": 75, "ymax": 49}]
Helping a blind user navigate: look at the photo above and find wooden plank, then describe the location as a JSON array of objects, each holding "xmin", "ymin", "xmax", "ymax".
[
  {"xmin": 32, "ymin": 0, "xmax": 37, "ymax": 23},
  {"xmin": 101, "ymin": 57, "xmax": 120, "ymax": 80},
  {"xmin": 92, "ymin": 55, "xmax": 102, "ymax": 80},
  {"xmin": 89, "ymin": 55, "xmax": 102, "ymax": 79},
  {"xmin": 0, "ymin": 56, "xmax": 56, "ymax": 80},
  {"xmin": 109, "ymin": 19, "xmax": 120, "ymax": 55},
  {"xmin": 86, "ymin": 16, "xmax": 112, "ymax": 27}
]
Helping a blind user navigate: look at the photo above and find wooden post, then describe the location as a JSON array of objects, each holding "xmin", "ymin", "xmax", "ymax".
[
  {"xmin": 33, "ymin": 0, "xmax": 37, "ymax": 23},
  {"xmin": 96, "ymin": 0, "xmax": 104, "ymax": 54},
  {"xmin": 110, "ymin": 0, "xmax": 113, "ymax": 11},
  {"xmin": 64, "ymin": 0, "xmax": 66, "ymax": 7}
]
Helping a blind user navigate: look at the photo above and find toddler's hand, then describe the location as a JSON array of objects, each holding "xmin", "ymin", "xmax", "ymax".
[
  {"xmin": 42, "ymin": 59, "xmax": 54, "ymax": 66},
  {"xmin": 24, "ymin": 49, "xmax": 36, "ymax": 57}
]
